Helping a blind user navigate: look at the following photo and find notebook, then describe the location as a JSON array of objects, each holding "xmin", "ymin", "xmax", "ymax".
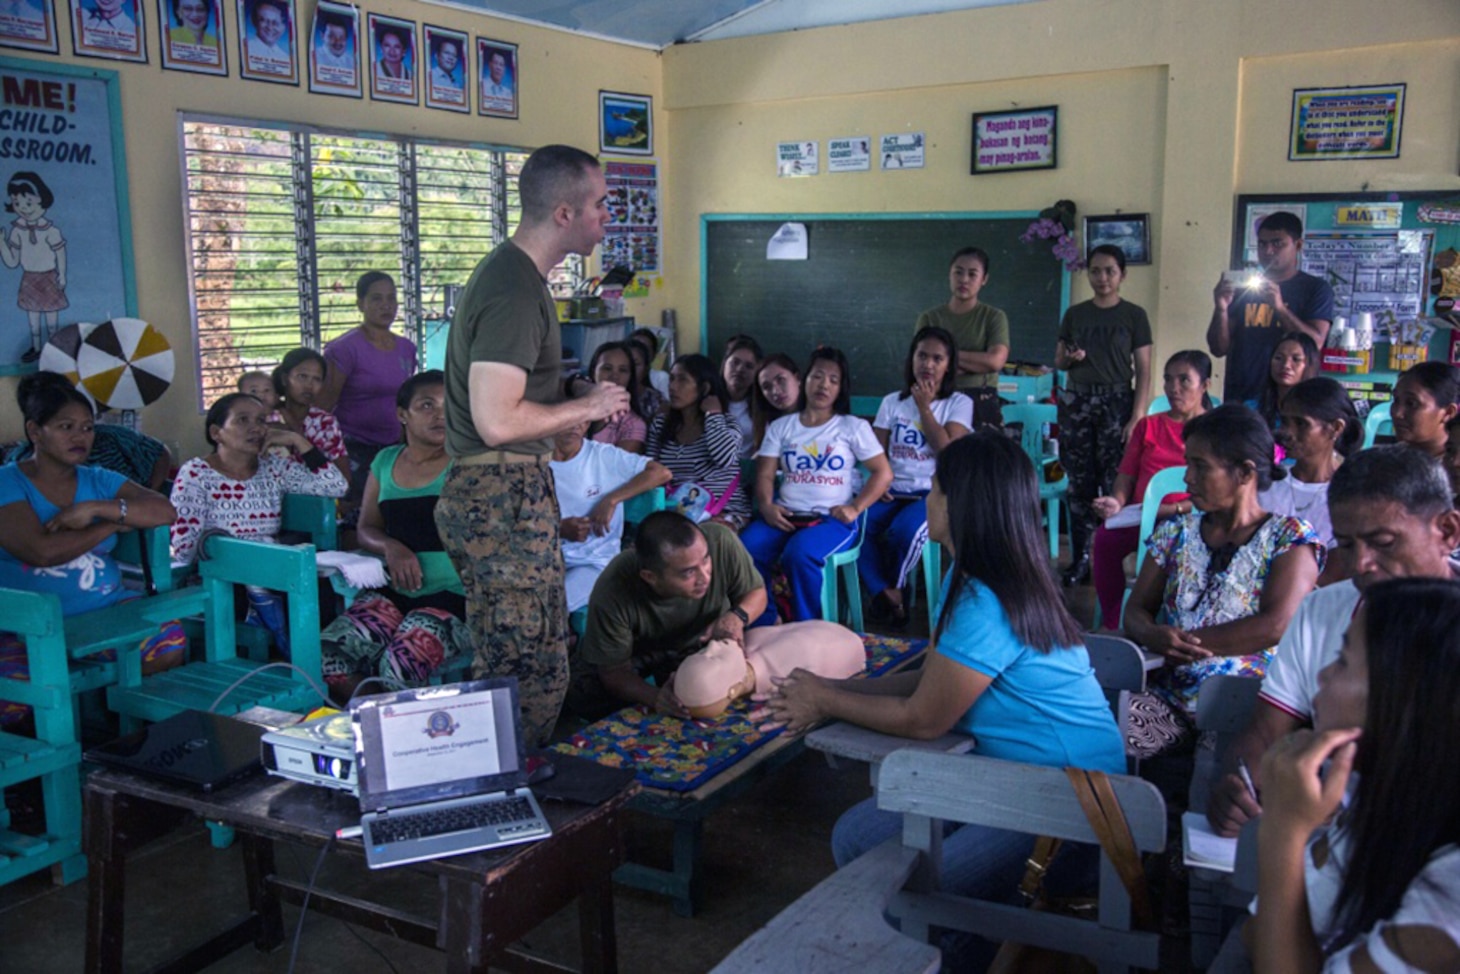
[
  {"xmin": 84, "ymin": 709, "xmax": 266, "ymax": 793},
  {"xmin": 350, "ymin": 677, "xmax": 551, "ymax": 870}
]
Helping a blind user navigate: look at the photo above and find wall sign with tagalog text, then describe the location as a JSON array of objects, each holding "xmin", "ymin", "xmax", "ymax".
[{"xmin": 971, "ymin": 105, "xmax": 1056, "ymax": 175}]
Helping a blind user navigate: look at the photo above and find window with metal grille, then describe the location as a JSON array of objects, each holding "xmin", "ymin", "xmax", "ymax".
[{"xmin": 180, "ymin": 116, "xmax": 580, "ymax": 409}]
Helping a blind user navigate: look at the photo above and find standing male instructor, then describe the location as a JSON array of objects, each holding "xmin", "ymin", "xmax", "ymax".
[{"xmin": 437, "ymin": 144, "xmax": 629, "ymax": 746}]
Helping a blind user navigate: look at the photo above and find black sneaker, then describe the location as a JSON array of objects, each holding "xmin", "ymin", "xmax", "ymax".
[{"xmin": 20, "ymin": 346, "xmax": 42, "ymax": 363}]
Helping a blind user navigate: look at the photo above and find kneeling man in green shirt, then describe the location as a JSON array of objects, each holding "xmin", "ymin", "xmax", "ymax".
[{"xmin": 569, "ymin": 511, "xmax": 768, "ymax": 719}]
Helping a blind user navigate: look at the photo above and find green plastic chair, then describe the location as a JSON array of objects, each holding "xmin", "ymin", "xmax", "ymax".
[
  {"xmin": 281, "ymin": 493, "xmax": 338, "ymax": 550},
  {"xmin": 819, "ymin": 511, "xmax": 867, "ymax": 631},
  {"xmin": 1147, "ymin": 394, "xmax": 1221, "ymax": 415},
  {"xmin": 1361, "ymin": 400, "xmax": 1392, "ymax": 448},
  {"xmin": 1001, "ymin": 402, "xmax": 1065, "ymax": 559},
  {"xmin": 0, "ymin": 589, "xmax": 88, "ymax": 888}
]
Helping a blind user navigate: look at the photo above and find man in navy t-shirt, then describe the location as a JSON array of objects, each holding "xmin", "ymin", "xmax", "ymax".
[{"xmin": 1206, "ymin": 210, "xmax": 1334, "ymax": 406}]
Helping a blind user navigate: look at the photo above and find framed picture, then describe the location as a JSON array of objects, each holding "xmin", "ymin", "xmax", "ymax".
[
  {"xmin": 599, "ymin": 90, "xmax": 651, "ymax": 156},
  {"xmin": 475, "ymin": 37, "xmax": 515, "ymax": 119},
  {"xmin": 0, "ymin": 0, "xmax": 59, "ymax": 54},
  {"xmin": 367, "ymin": 13, "xmax": 414, "ymax": 104},
  {"xmin": 237, "ymin": 0, "xmax": 294, "ymax": 84},
  {"xmin": 970, "ymin": 105, "xmax": 1057, "ymax": 174},
  {"xmin": 1083, "ymin": 213, "xmax": 1151, "ymax": 266},
  {"xmin": 307, "ymin": 0, "xmax": 357, "ymax": 96},
  {"xmin": 70, "ymin": 0, "xmax": 145, "ymax": 62},
  {"xmin": 1289, "ymin": 84, "xmax": 1405, "ymax": 161},
  {"xmin": 422, "ymin": 24, "xmax": 466, "ymax": 113},
  {"xmin": 158, "ymin": 0, "xmax": 224, "ymax": 75}
]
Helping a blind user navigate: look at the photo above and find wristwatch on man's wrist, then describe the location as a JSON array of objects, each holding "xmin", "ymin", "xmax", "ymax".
[{"xmin": 728, "ymin": 605, "xmax": 750, "ymax": 626}]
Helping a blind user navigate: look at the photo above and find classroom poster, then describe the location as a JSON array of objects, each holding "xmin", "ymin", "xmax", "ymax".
[
  {"xmin": 307, "ymin": 0, "xmax": 358, "ymax": 96},
  {"xmin": 0, "ymin": 0, "xmax": 58, "ymax": 54},
  {"xmin": 776, "ymin": 140, "xmax": 817, "ymax": 177},
  {"xmin": 158, "ymin": 0, "xmax": 225, "ymax": 75},
  {"xmin": 879, "ymin": 132, "xmax": 924, "ymax": 169},
  {"xmin": 971, "ymin": 106, "xmax": 1057, "ymax": 174},
  {"xmin": 826, "ymin": 136, "xmax": 870, "ymax": 173},
  {"xmin": 367, "ymin": 13, "xmax": 415, "ymax": 104},
  {"xmin": 1301, "ymin": 229, "xmax": 1433, "ymax": 333},
  {"xmin": 1289, "ymin": 84, "xmax": 1404, "ymax": 161},
  {"xmin": 0, "ymin": 59, "xmax": 133, "ymax": 368},
  {"xmin": 600, "ymin": 159, "xmax": 658, "ymax": 295},
  {"xmin": 422, "ymin": 24, "xmax": 466, "ymax": 112}
]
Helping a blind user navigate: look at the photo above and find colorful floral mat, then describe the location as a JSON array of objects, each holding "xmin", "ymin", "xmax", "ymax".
[{"xmin": 552, "ymin": 633, "xmax": 926, "ymax": 793}]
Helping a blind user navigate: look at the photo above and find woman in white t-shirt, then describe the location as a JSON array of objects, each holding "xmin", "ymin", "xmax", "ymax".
[
  {"xmin": 1250, "ymin": 577, "xmax": 1460, "ymax": 973},
  {"xmin": 742, "ymin": 347, "xmax": 892, "ymax": 624},
  {"xmin": 860, "ymin": 326, "xmax": 972, "ymax": 626},
  {"xmin": 719, "ymin": 334, "xmax": 763, "ymax": 459},
  {"xmin": 1259, "ymin": 377, "xmax": 1360, "ymax": 586}
]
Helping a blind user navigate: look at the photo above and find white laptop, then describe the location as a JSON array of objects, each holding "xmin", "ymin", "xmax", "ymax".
[{"xmin": 350, "ymin": 677, "xmax": 551, "ymax": 869}]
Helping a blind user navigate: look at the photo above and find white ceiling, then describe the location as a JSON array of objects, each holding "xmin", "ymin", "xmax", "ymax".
[{"xmin": 428, "ymin": 0, "xmax": 1038, "ymax": 50}]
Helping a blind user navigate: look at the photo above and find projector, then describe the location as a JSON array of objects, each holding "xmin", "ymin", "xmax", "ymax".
[{"xmin": 261, "ymin": 711, "xmax": 358, "ymax": 795}]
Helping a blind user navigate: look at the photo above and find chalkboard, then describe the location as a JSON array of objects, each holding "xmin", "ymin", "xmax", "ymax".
[{"xmin": 701, "ymin": 214, "xmax": 1069, "ymax": 399}]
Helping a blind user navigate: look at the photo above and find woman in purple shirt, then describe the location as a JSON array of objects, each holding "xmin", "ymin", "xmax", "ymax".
[{"xmin": 319, "ymin": 271, "xmax": 417, "ymax": 523}]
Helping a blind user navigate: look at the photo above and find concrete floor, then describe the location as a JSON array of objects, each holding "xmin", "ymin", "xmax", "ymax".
[{"xmin": 0, "ymin": 568, "xmax": 1200, "ymax": 974}]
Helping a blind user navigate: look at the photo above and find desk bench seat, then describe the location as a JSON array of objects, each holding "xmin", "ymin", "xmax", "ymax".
[
  {"xmin": 106, "ymin": 659, "xmax": 313, "ymax": 723},
  {"xmin": 711, "ymin": 838, "xmax": 939, "ymax": 973},
  {"xmin": 63, "ymin": 589, "xmax": 203, "ymax": 660}
]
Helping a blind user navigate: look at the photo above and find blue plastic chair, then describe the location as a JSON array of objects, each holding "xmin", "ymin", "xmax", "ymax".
[
  {"xmin": 1361, "ymin": 400, "xmax": 1392, "ymax": 448},
  {"xmin": 1002, "ymin": 403, "xmax": 1065, "ymax": 559}
]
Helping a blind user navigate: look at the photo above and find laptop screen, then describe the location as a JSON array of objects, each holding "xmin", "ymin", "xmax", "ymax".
[{"xmin": 352, "ymin": 678, "xmax": 525, "ymax": 812}]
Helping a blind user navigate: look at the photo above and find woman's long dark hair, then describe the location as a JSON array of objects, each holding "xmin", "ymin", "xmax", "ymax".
[
  {"xmin": 1257, "ymin": 331, "xmax": 1319, "ymax": 429},
  {"xmin": 204, "ymin": 392, "xmax": 259, "ymax": 449},
  {"xmin": 1282, "ymin": 377, "xmax": 1362, "ymax": 458},
  {"xmin": 586, "ymin": 340, "xmax": 646, "ymax": 421},
  {"xmin": 805, "ymin": 346, "xmax": 853, "ymax": 416},
  {"xmin": 751, "ymin": 353, "xmax": 802, "ymax": 446},
  {"xmin": 900, "ymin": 326, "xmax": 957, "ymax": 401},
  {"xmin": 659, "ymin": 354, "xmax": 727, "ymax": 443},
  {"xmin": 1329, "ymin": 577, "xmax": 1460, "ymax": 952},
  {"xmin": 271, "ymin": 347, "xmax": 328, "ymax": 403},
  {"xmin": 932, "ymin": 432, "xmax": 1082, "ymax": 651}
]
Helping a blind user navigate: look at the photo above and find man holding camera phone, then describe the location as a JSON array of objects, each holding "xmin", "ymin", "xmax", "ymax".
[{"xmin": 1206, "ymin": 210, "xmax": 1334, "ymax": 406}]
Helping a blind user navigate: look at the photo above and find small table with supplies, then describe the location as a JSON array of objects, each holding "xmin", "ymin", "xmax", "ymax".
[{"xmin": 83, "ymin": 765, "xmax": 636, "ymax": 974}]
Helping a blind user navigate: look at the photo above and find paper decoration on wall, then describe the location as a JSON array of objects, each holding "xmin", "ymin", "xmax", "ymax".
[{"xmin": 40, "ymin": 317, "xmax": 173, "ymax": 409}]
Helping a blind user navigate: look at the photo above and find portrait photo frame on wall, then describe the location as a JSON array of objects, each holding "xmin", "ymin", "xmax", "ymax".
[
  {"xmin": 308, "ymin": 0, "xmax": 358, "ymax": 96},
  {"xmin": 70, "ymin": 0, "xmax": 146, "ymax": 62},
  {"xmin": 1083, "ymin": 213, "xmax": 1151, "ymax": 266},
  {"xmin": 599, "ymin": 90, "xmax": 652, "ymax": 157},
  {"xmin": 158, "ymin": 0, "xmax": 225, "ymax": 75},
  {"xmin": 0, "ymin": 0, "xmax": 59, "ymax": 54},
  {"xmin": 476, "ymin": 37, "xmax": 516, "ymax": 119},
  {"xmin": 237, "ymin": 0, "xmax": 295, "ymax": 84},
  {"xmin": 422, "ymin": 24, "xmax": 467, "ymax": 113},
  {"xmin": 970, "ymin": 105, "xmax": 1057, "ymax": 175},
  {"xmin": 367, "ymin": 12, "xmax": 415, "ymax": 105}
]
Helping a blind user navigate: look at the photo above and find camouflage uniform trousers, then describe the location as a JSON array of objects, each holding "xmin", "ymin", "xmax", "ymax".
[
  {"xmin": 1056, "ymin": 386, "xmax": 1133, "ymax": 560},
  {"xmin": 435, "ymin": 459, "xmax": 567, "ymax": 747}
]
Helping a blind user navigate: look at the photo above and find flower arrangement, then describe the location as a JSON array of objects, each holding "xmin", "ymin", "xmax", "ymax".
[{"xmin": 1021, "ymin": 199, "xmax": 1084, "ymax": 272}]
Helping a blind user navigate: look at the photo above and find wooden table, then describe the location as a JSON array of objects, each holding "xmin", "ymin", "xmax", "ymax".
[{"xmin": 83, "ymin": 767, "xmax": 635, "ymax": 974}]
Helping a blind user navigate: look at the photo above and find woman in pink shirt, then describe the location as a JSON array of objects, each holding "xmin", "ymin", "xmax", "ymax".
[
  {"xmin": 318, "ymin": 271, "xmax": 417, "ymax": 523},
  {"xmin": 1089, "ymin": 349, "xmax": 1212, "ymax": 627}
]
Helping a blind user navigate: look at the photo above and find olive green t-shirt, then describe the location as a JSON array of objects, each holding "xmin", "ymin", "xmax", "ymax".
[
  {"xmin": 1057, "ymin": 299, "xmax": 1153, "ymax": 388},
  {"xmin": 915, "ymin": 303, "xmax": 1010, "ymax": 390},
  {"xmin": 574, "ymin": 523, "xmax": 762, "ymax": 673},
  {"xmin": 444, "ymin": 240, "xmax": 562, "ymax": 457}
]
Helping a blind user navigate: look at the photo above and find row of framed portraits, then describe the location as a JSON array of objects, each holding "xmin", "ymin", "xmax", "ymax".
[{"xmin": 0, "ymin": 0, "xmax": 520, "ymax": 116}]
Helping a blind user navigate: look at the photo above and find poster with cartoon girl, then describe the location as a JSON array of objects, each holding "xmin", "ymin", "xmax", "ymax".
[{"xmin": 0, "ymin": 172, "xmax": 67, "ymax": 363}]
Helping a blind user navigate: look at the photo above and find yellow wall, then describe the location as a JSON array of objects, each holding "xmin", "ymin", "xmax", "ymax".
[
  {"xmin": 658, "ymin": 0, "xmax": 1460, "ymax": 398},
  {"xmin": 0, "ymin": 3, "xmax": 663, "ymax": 454}
]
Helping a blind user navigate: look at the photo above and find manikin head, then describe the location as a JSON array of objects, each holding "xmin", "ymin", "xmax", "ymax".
[{"xmin": 675, "ymin": 639, "xmax": 755, "ymax": 719}]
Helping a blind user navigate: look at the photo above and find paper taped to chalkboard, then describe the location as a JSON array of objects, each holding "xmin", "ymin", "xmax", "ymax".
[{"xmin": 767, "ymin": 223, "xmax": 808, "ymax": 261}]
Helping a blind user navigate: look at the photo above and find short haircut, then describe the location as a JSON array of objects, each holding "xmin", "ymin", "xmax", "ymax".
[
  {"xmin": 396, "ymin": 368, "xmax": 443, "ymax": 410},
  {"xmin": 630, "ymin": 327, "xmax": 660, "ymax": 355},
  {"xmin": 272, "ymin": 347, "xmax": 327, "ymax": 398},
  {"xmin": 5, "ymin": 171, "xmax": 54, "ymax": 211},
  {"xmin": 1183, "ymin": 404, "xmax": 1286, "ymax": 491},
  {"xmin": 519, "ymin": 145, "xmax": 599, "ymax": 224},
  {"xmin": 236, "ymin": 369, "xmax": 271, "ymax": 391},
  {"xmin": 635, "ymin": 511, "xmax": 705, "ymax": 574},
  {"xmin": 250, "ymin": 0, "xmax": 285, "ymax": 26},
  {"xmin": 1087, "ymin": 243, "xmax": 1127, "ymax": 273},
  {"xmin": 949, "ymin": 246, "xmax": 990, "ymax": 274},
  {"xmin": 1257, "ymin": 210, "xmax": 1304, "ymax": 240},
  {"xmin": 355, "ymin": 270, "xmax": 394, "ymax": 303},
  {"xmin": 1328, "ymin": 444, "xmax": 1453, "ymax": 518}
]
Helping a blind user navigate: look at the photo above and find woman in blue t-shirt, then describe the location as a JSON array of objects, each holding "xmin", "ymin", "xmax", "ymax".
[
  {"xmin": 0, "ymin": 372, "xmax": 183, "ymax": 725},
  {"xmin": 758, "ymin": 431, "xmax": 1124, "ymax": 907}
]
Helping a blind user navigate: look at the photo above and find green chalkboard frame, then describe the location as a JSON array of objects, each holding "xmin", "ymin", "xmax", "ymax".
[{"xmin": 700, "ymin": 212, "xmax": 1071, "ymax": 415}]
